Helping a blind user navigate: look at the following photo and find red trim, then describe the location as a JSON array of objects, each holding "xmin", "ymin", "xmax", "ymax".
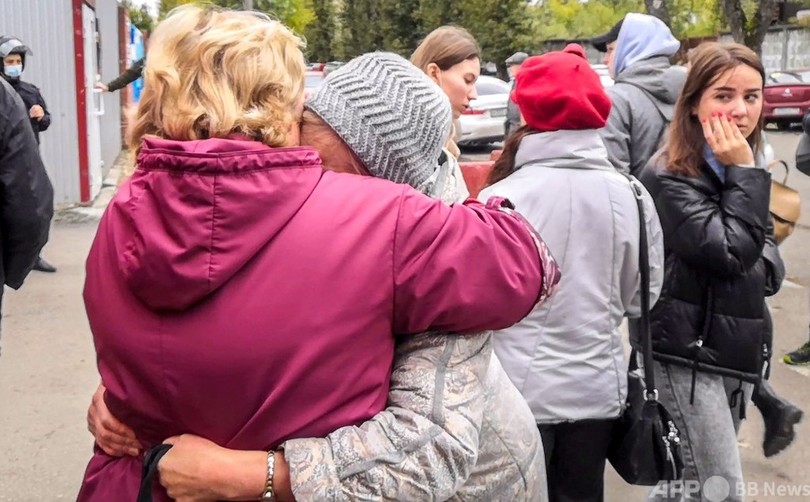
[{"xmin": 73, "ymin": 0, "xmax": 90, "ymax": 202}]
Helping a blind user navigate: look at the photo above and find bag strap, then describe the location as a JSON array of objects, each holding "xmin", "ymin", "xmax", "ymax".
[
  {"xmin": 136, "ymin": 443, "xmax": 173, "ymax": 502},
  {"xmin": 620, "ymin": 81, "xmax": 672, "ymax": 148},
  {"xmin": 624, "ymin": 174, "xmax": 658, "ymax": 400}
]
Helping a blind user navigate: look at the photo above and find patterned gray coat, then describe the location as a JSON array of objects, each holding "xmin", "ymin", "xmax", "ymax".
[{"xmin": 281, "ymin": 154, "xmax": 555, "ymax": 501}]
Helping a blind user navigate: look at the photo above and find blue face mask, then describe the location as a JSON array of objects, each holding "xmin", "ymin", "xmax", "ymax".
[{"xmin": 4, "ymin": 65, "xmax": 22, "ymax": 78}]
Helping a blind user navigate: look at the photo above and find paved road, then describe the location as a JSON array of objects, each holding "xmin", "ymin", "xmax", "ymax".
[{"xmin": 0, "ymin": 131, "xmax": 808, "ymax": 500}]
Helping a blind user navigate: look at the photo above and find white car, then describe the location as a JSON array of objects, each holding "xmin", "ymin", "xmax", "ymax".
[
  {"xmin": 591, "ymin": 64, "xmax": 614, "ymax": 87},
  {"xmin": 458, "ymin": 75, "xmax": 511, "ymax": 146}
]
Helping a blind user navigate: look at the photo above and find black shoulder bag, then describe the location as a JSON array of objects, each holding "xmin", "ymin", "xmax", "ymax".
[{"xmin": 607, "ymin": 175, "xmax": 685, "ymax": 485}]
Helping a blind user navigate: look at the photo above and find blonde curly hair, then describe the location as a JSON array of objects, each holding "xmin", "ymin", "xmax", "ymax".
[{"xmin": 127, "ymin": 4, "xmax": 306, "ymax": 153}]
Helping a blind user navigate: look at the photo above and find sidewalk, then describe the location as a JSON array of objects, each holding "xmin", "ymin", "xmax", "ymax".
[{"xmin": 53, "ymin": 150, "xmax": 129, "ymax": 224}]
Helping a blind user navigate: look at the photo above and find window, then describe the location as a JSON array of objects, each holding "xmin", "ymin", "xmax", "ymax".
[
  {"xmin": 476, "ymin": 78, "xmax": 510, "ymax": 96},
  {"xmin": 768, "ymin": 72, "xmax": 802, "ymax": 84},
  {"xmin": 305, "ymin": 74, "xmax": 324, "ymax": 88}
]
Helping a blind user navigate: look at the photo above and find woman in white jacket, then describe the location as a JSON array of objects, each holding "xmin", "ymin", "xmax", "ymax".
[{"xmin": 480, "ymin": 44, "xmax": 665, "ymax": 502}]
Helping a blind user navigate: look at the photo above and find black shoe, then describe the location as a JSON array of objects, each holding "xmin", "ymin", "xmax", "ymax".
[
  {"xmin": 784, "ymin": 340, "xmax": 810, "ymax": 366},
  {"xmin": 756, "ymin": 381, "xmax": 804, "ymax": 458},
  {"xmin": 32, "ymin": 257, "xmax": 56, "ymax": 273}
]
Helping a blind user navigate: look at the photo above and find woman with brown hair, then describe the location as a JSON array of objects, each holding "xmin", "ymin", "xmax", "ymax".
[
  {"xmin": 638, "ymin": 42, "xmax": 785, "ymax": 501},
  {"xmin": 411, "ymin": 26, "xmax": 480, "ymax": 163}
]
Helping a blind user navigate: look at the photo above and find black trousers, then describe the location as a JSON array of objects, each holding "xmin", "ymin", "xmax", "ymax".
[{"xmin": 538, "ymin": 419, "xmax": 617, "ymax": 502}]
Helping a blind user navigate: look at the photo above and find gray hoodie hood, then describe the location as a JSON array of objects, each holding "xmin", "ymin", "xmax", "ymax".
[{"xmin": 614, "ymin": 57, "xmax": 687, "ymax": 109}]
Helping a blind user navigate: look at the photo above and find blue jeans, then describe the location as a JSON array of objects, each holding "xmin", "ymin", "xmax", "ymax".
[{"xmin": 646, "ymin": 361, "xmax": 753, "ymax": 502}]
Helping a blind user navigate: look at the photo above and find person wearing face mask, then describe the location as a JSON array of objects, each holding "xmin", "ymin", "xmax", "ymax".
[
  {"xmin": 0, "ymin": 36, "xmax": 56, "ymax": 274},
  {"xmin": 638, "ymin": 43, "xmax": 785, "ymax": 501},
  {"xmin": 593, "ymin": 14, "xmax": 687, "ymax": 177}
]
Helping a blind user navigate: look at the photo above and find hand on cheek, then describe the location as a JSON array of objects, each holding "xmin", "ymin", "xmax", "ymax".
[{"xmin": 701, "ymin": 111, "xmax": 754, "ymax": 167}]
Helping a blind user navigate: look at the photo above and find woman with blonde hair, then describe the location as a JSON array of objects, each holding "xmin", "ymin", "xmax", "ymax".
[{"xmin": 78, "ymin": 6, "xmax": 554, "ymax": 501}]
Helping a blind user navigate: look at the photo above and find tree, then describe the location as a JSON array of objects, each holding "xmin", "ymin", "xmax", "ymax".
[
  {"xmin": 340, "ymin": 0, "xmax": 384, "ymax": 58},
  {"xmin": 644, "ymin": 0, "xmax": 671, "ymax": 26},
  {"xmin": 121, "ymin": 0, "xmax": 156, "ymax": 33},
  {"xmin": 720, "ymin": 0, "xmax": 780, "ymax": 55},
  {"xmin": 458, "ymin": 0, "xmax": 533, "ymax": 78},
  {"xmin": 158, "ymin": 0, "xmax": 314, "ymax": 34},
  {"xmin": 379, "ymin": 0, "xmax": 423, "ymax": 55},
  {"xmin": 527, "ymin": 0, "xmax": 641, "ymax": 44},
  {"xmin": 304, "ymin": 0, "xmax": 336, "ymax": 61}
]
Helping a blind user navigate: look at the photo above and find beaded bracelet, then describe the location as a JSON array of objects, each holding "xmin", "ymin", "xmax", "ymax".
[{"xmin": 261, "ymin": 450, "xmax": 275, "ymax": 501}]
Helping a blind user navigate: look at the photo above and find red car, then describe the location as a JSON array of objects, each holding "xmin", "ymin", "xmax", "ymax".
[{"xmin": 763, "ymin": 70, "xmax": 810, "ymax": 130}]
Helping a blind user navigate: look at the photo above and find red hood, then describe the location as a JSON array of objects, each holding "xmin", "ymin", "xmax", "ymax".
[{"xmin": 110, "ymin": 137, "xmax": 323, "ymax": 311}]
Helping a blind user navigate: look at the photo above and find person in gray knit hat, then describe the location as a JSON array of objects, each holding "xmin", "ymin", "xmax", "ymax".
[
  {"xmin": 306, "ymin": 51, "xmax": 453, "ymax": 191},
  {"xmin": 277, "ymin": 51, "xmax": 554, "ymax": 501}
]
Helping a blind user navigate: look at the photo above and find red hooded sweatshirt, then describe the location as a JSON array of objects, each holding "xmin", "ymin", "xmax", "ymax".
[{"xmin": 78, "ymin": 137, "xmax": 547, "ymax": 500}]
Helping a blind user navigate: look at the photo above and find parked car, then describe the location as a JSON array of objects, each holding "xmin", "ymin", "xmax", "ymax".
[
  {"xmin": 304, "ymin": 70, "xmax": 324, "ymax": 100},
  {"xmin": 322, "ymin": 61, "xmax": 345, "ymax": 76},
  {"xmin": 763, "ymin": 70, "xmax": 810, "ymax": 130},
  {"xmin": 591, "ymin": 63, "xmax": 614, "ymax": 87},
  {"xmin": 458, "ymin": 75, "xmax": 511, "ymax": 146}
]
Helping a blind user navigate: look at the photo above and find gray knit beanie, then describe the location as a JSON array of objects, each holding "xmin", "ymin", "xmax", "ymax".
[{"xmin": 306, "ymin": 52, "xmax": 452, "ymax": 189}]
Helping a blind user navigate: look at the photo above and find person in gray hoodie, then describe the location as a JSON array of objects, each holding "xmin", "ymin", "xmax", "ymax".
[
  {"xmin": 481, "ymin": 44, "xmax": 664, "ymax": 502},
  {"xmin": 597, "ymin": 13, "xmax": 687, "ymax": 176}
]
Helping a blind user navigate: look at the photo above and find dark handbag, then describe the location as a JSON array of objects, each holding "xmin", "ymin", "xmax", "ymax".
[
  {"xmin": 136, "ymin": 443, "xmax": 173, "ymax": 502},
  {"xmin": 796, "ymin": 131, "xmax": 810, "ymax": 177},
  {"xmin": 607, "ymin": 176, "xmax": 685, "ymax": 486}
]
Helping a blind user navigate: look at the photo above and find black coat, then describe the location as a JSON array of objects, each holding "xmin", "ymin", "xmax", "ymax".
[
  {"xmin": 106, "ymin": 57, "xmax": 144, "ymax": 92},
  {"xmin": 5, "ymin": 78, "xmax": 51, "ymax": 144},
  {"xmin": 637, "ymin": 154, "xmax": 782, "ymax": 382},
  {"xmin": 0, "ymin": 78, "xmax": 53, "ymax": 312}
]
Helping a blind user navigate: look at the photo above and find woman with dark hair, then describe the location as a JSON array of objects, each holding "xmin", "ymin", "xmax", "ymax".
[{"xmin": 638, "ymin": 42, "xmax": 785, "ymax": 501}]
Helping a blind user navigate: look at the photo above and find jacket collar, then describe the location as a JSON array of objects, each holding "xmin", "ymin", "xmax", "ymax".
[{"xmin": 514, "ymin": 129, "xmax": 615, "ymax": 172}]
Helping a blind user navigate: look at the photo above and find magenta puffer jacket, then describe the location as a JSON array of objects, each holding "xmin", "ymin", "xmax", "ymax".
[{"xmin": 78, "ymin": 137, "xmax": 552, "ymax": 501}]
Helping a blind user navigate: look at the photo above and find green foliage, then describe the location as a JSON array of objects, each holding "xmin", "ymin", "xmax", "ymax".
[
  {"xmin": 121, "ymin": 0, "xmax": 156, "ymax": 33},
  {"xmin": 527, "ymin": 0, "xmax": 641, "ymax": 43},
  {"xmin": 457, "ymin": 0, "xmax": 533, "ymax": 76},
  {"xmin": 157, "ymin": 0, "xmax": 314, "ymax": 33},
  {"xmin": 303, "ymin": 0, "xmax": 336, "ymax": 61},
  {"xmin": 339, "ymin": 0, "xmax": 384, "ymax": 58},
  {"xmin": 378, "ymin": 0, "xmax": 423, "ymax": 56}
]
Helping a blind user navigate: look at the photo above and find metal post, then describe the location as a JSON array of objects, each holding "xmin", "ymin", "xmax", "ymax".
[{"xmin": 243, "ymin": 0, "xmax": 254, "ymax": 10}]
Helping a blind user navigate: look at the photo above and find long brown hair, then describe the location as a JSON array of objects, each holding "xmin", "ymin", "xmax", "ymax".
[
  {"xmin": 666, "ymin": 42, "xmax": 765, "ymax": 176},
  {"xmin": 410, "ymin": 26, "xmax": 480, "ymax": 72},
  {"xmin": 487, "ymin": 125, "xmax": 538, "ymax": 186}
]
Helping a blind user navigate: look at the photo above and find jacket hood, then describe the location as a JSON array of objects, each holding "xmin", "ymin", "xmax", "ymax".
[
  {"xmin": 112, "ymin": 137, "xmax": 323, "ymax": 311},
  {"xmin": 614, "ymin": 58, "xmax": 687, "ymax": 110},
  {"xmin": 514, "ymin": 129, "xmax": 615, "ymax": 172},
  {"xmin": 613, "ymin": 13, "xmax": 680, "ymax": 78}
]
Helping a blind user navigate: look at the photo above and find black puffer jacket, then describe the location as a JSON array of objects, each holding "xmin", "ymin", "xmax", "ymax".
[
  {"xmin": 637, "ymin": 154, "xmax": 782, "ymax": 382},
  {"xmin": 5, "ymin": 79, "xmax": 51, "ymax": 144},
  {"xmin": 0, "ymin": 79, "xmax": 53, "ymax": 318}
]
